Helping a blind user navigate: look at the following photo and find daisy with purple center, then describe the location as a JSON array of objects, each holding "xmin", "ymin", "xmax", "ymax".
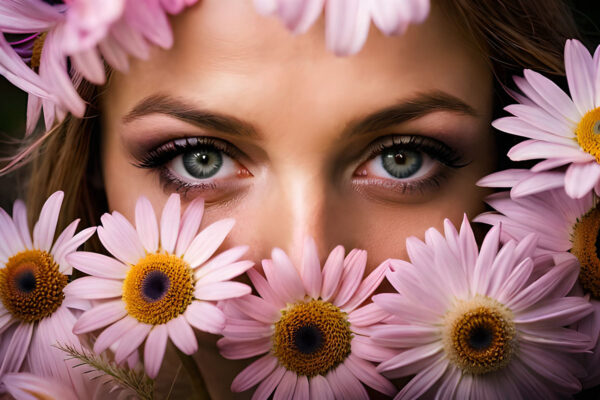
[
  {"xmin": 218, "ymin": 238, "xmax": 396, "ymax": 399},
  {"xmin": 372, "ymin": 216, "xmax": 593, "ymax": 399},
  {"xmin": 66, "ymin": 194, "xmax": 254, "ymax": 379},
  {"xmin": 253, "ymin": 0, "xmax": 430, "ymax": 56},
  {"xmin": 0, "ymin": 191, "xmax": 96, "ymax": 389},
  {"xmin": 493, "ymin": 39, "xmax": 600, "ymax": 199}
]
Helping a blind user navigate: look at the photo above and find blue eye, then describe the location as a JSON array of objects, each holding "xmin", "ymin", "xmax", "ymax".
[
  {"xmin": 182, "ymin": 148, "xmax": 223, "ymax": 179},
  {"xmin": 381, "ymin": 148, "xmax": 423, "ymax": 179}
]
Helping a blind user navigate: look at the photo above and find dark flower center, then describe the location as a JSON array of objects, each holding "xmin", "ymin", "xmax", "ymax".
[
  {"xmin": 293, "ymin": 325, "xmax": 324, "ymax": 354},
  {"xmin": 14, "ymin": 268, "xmax": 36, "ymax": 294},
  {"xmin": 141, "ymin": 270, "xmax": 170, "ymax": 302}
]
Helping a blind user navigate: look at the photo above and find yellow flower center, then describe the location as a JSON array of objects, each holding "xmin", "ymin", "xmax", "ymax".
[
  {"xmin": 571, "ymin": 205, "xmax": 600, "ymax": 298},
  {"xmin": 575, "ymin": 107, "xmax": 600, "ymax": 162},
  {"xmin": 122, "ymin": 253, "xmax": 194, "ymax": 325},
  {"xmin": 273, "ymin": 299, "xmax": 352, "ymax": 377},
  {"xmin": 30, "ymin": 32, "xmax": 47, "ymax": 70},
  {"xmin": 0, "ymin": 250, "xmax": 67, "ymax": 323},
  {"xmin": 443, "ymin": 296, "xmax": 516, "ymax": 375}
]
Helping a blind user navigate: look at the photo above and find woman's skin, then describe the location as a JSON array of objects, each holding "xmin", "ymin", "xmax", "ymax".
[{"xmin": 101, "ymin": 0, "xmax": 495, "ymax": 397}]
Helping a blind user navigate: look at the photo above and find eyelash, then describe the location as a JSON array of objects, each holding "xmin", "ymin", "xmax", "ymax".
[
  {"xmin": 354, "ymin": 135, "xmax": 468, "ymax": 195},
  {"xmin": 134, "ymin": 137, "xmax": 244, "ymax": 195},
  {"xmin": 134, "ymin": 134, "xmax": 467, "ymax": 197}
]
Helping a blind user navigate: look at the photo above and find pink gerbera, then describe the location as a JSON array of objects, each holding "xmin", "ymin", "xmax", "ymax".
[
  {"xmin": 0, "ymin": 191, "xmax": 96, "ymax": 389},
  {"xmin": 253, "ymin": 0, "xmax": 430, "ymax": 56},
  {"xmin": 66, "ymin": 194, "xmax": 253, "ymax": 379},
  {"xmin": 372, "ymin": 217, "xmax": 593, "ymax": 399},
  {"xmin": 475, "ymin": 188, "xmax": 600, "ymax": 387},
  {"xmin": 218, "ymin": 238, "xmax": 396, "ymax": 399},
  {"xmin": 493, "ymin": 39, "xmax": 600, "ymax": 199}
]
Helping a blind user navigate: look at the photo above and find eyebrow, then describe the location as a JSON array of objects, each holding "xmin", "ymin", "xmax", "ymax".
[{"xmin": 122, "ymin": 91, "xmax": 477, "ymax": 138}]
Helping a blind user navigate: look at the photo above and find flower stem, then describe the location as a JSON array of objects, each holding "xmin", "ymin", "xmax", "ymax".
[{"xmin": 175, "ymin": 348, "xmax": 211, "ymax": 400}]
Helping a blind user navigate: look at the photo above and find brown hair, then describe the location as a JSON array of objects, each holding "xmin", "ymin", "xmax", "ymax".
[{"xmin": 12, "ymin": 0, "xmax": 582, "ymax": 251}]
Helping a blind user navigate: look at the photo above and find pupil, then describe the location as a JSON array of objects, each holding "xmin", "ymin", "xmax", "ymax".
[
  {"xmin": 182, "ymin": 147, "xmax": 223, "ymax": 179},
  {"xmin": 468, "ymin": 324, "xmax": 493, "ymax": 351},
  {"xmin": 15, "ymin": 270, "xmax": 36, "ymax": 294},
  {"xmin": 381, "ymin": 148, "xmax": 422, "ymax": 179},
  {"xmin": 142, "ymin": 270, "xmax": 170, "ymax": 302},
  {"xmin": 293, "ymin": 325, "xmax": 323, "ymax": 354}
]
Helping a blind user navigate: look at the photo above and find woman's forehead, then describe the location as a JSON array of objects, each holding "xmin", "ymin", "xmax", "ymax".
[{"xmin": 106, "ymin": 0, "xmax": 491, "ymax": 124}]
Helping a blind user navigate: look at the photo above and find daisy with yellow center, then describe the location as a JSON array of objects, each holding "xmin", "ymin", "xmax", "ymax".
[
  {"xmin": 66, "ymin": 194, "xmax": 254, "ymax": 379},
  {"xmin": 475, "ymin": 185, "xmax": 600, "ymax": 388},
  {"xmin": 372, "ymin": 217, "xmax": 593, "ymax": 399},
  {"xmin": 218, "ymin": 238, "xmax": 396, "ymax": 399},
  {"xmin": 0, "ymin": 191, "xmax": 96, "ymax": 391},
  {"xmin": 491, "ymin": 39, "xmax": 600, "ymax": 199}
]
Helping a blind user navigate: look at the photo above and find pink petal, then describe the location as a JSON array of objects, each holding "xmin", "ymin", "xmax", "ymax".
[
  {"xmin": 229, "ymin": 295, "xmax": 280, "ymax": 324},
  {"xmin": 67, "ymin": 251, "xmax": 128, "ymax": 279},
  {"xmin": 309, "ymin": 375, "xmax": 334, "ymax": 400},
  {"xmin": 231, "ymin": 354, "xmax": 278, "ymax": 392},
  {"xmin": 32, "ymin": 191, "xmax": 63, "ymax": 251},
  {"xmin": 515, "ymin": 296, "xmax": 592, "ymax": 326},
  {"xmin": 123, "ymin": 0, "xmax": 173, "ymax": 49},
  {"xmin": 160, "ymin": 193, "xmax": 180, "ymax": 254},
  {"xmin": 565, "ymin": 39, "xmax": 595, "ymax": 115},
  {"xmin": 194, "ymin": 281, "xmax": 251, "ymax": 301},
  {"xmin": 135, "ymin": 196, "xmax": 159, "ymax": 253},
  {"xmin": 334, "ymin": 249, "xmax": 367, "ymax": 307},
  {"xmin": 0, "ymin": 208, "xmax": 25, "ymax": 256},
  {"xmin": 493, "ymin": 116, "xmax": 575, "ymax": 144},
  {"xmin": 395, "ymin": 357, "xmax": 447, "ymax": 400},
  {"xmin": 194, "ymin": 245, "xmax": 249, "ymax": 279},
  {"xmin": 184, "ymin": 301, "xmax": 225, "ymax": 334},
  {"xmin": 166, "ymin": 315, "xmax": 197, "ymax": 355},
  {"xmin": 376, "ymin": 342, "xmax": 442, "ymax": 376},
  {"xmin": 247, "ymin": 268, "xmax": 284, "ymax": 308},
  {"xmin": 2, "ymin": 373, "xmax": 77, "ymax": 400},
  {"xmin": 195, "ymin": 260, "xmax": 254, "ymax": 285},
  {"xmin": 264, "ymin": 248, "xmax": 305, "ymax": 303},
  {"xmin": 175, "ymin": 197, "xmax": 204, "ymax": 256},
  {"xmin": 347, "ymin": 303, "xmax": 389, "ymax": 326},
  {"xmin": 326, "ymin": 362, "xmax": 368, "ymax": 399},
  {"xmin": 144, "ymin": 324, "xmax": 168, "ymax": 379},
  {"xmin": 12, "ymin": 200, "xmax": 32, "ymax": 249},
  {"xmin": 345, "ymin": 354, "xmax": 396, "ymax": 396},
  {"xmin": 0, "ymin": 322, "xmax": 33, "ymax": 375},
  {"xmin": 274, "ymin": 370, "xmax": 297, "ymax": 400},
  {"xmin": 502, "ymin": 104, "xmax": 576, "ymax": 138},
  {"xmin": 53, "ymin": 227, "xmax": 97, "ymax": 272},
  {"xmin": 217, "ymin": 337, "xmax": 271, "ymax": 360},
  {"xmin": 251, "ymin": 366, "xmax": 286, "ymax": 400},
  {"xmin": 97, "ymin": 214, "xmax": 145, "ymax": 265},
  {"xmin": 64, "ymin": 276, "xmax": 123, "ymax": 300},
  {"xmin": 320, "ymin": 245, "xmax": 345, "ymax": 302},
  {"xmin": 511, "ymin": 171, "xmax": 568, "ymax": 198},
  {"xmin": 70, "ymin": 47, "xmax": 106, "ymax": 85},
  {"xmin": 351, "ymin": 335, "xmax": 397, "ymax": 363},
  {"xmin": 340, "ymin": 258, "xmax": 388, "ymax": 312},
  {"xmin": 300, "ymin": 237, "xmax": 322, "ymax": 299},
  {"xmin": 508, "ymin": 139, "xmax": 590, "ymax": 162},
  {"xmin": 325, "ymin": 0, "xmax": 371, "ymax": 56},
  {"xmin": 183, "ymin": 218, "xmax": 235, "ymax": 268},
  {"xmin": 94, "ymin": 316, "xmax": 138, "ymax": 354},
  {"xmin": 476, "ymin": 168, "xmax": 533, "ymax": 188},
  {"xmin": 73, "ymin": 300, "xmax": 127, "ymax": 334},
  {"xmin": 114, "ymin": 322, "xmax": 152, "ymax": 364},
  {"xmin": 565, "ymin": 162, "xmax": 600, "ymax": 199},
  {"xmin": 292, "ymin": 375, "xmax": 309, "ymax": 400},
  {"xmin": 521, "ymin": 69, "xmax": 580, "ymax": 123},
  {"xmin": 98, "ymin": 35, "xmax": 130, "ymax": 72}
]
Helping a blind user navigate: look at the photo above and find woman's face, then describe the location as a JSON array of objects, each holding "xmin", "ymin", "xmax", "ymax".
[{"xmin": 101, "ymin": 0, "xmax": 494, "ymax": 269}]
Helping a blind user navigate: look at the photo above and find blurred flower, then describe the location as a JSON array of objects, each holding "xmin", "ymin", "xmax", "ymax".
[
  {"xmin": 373, "ymin": 217, "xmax": 592, "ymax": 399},
  {"xmin": 67, "ymin": 194, "xmax": 253, "ymax": 379},
  {"xmin": 0, "ymin": 0, "xmax": 197, "ymax": 134},
  {"xmin": 219, "ymin": 238, "xmax": 395, "ymax": 399},
  {"xmin": 494, "ymin": 39, "xmax": 600, "ymax": 199},
  {"xmin": 253, "ymin": 0, "xmax": 430, "ymax": 56},
  {"xmin": 0, "ymin": 191, "xmax": 96, "ymax": 391}
]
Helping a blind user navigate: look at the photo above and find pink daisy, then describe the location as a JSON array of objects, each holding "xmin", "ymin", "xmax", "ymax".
[
  {"xmin": 372, "ymin": 216, "xmax": 593, "ymax": 399},
  {"xmin": 0, "ymin": 191, "xmax": 96, "ymax": 388},
  {"xmin": 218, "ymin": 238, "xmax": 396, "ymax": 399},
  {"xmin": 66, "ymin": 194, "xmax": 253, "ymax": 379},
  {"xmin": 475, "ymin": 189, "xmax": 600, "ymax": 387},
  {"xmin": 253, "ymin": 0, "xmax": 430, "ymax": 56},
  {"xmin": 493, "ymin": 39, "xmax": 600, "ymax": 199},
  {"xmin": 0, "ymin": 0, "xmax": 196, "ymax": 134}
]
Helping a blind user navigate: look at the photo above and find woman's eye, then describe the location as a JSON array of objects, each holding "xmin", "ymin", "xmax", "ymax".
[
  {"xmin": 168, "ymin": 145, "xmax": 239, "ymax": 182},
  {"xmin": 360, "ymin": 146, "xmax": 436, "ymax": 181}
]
